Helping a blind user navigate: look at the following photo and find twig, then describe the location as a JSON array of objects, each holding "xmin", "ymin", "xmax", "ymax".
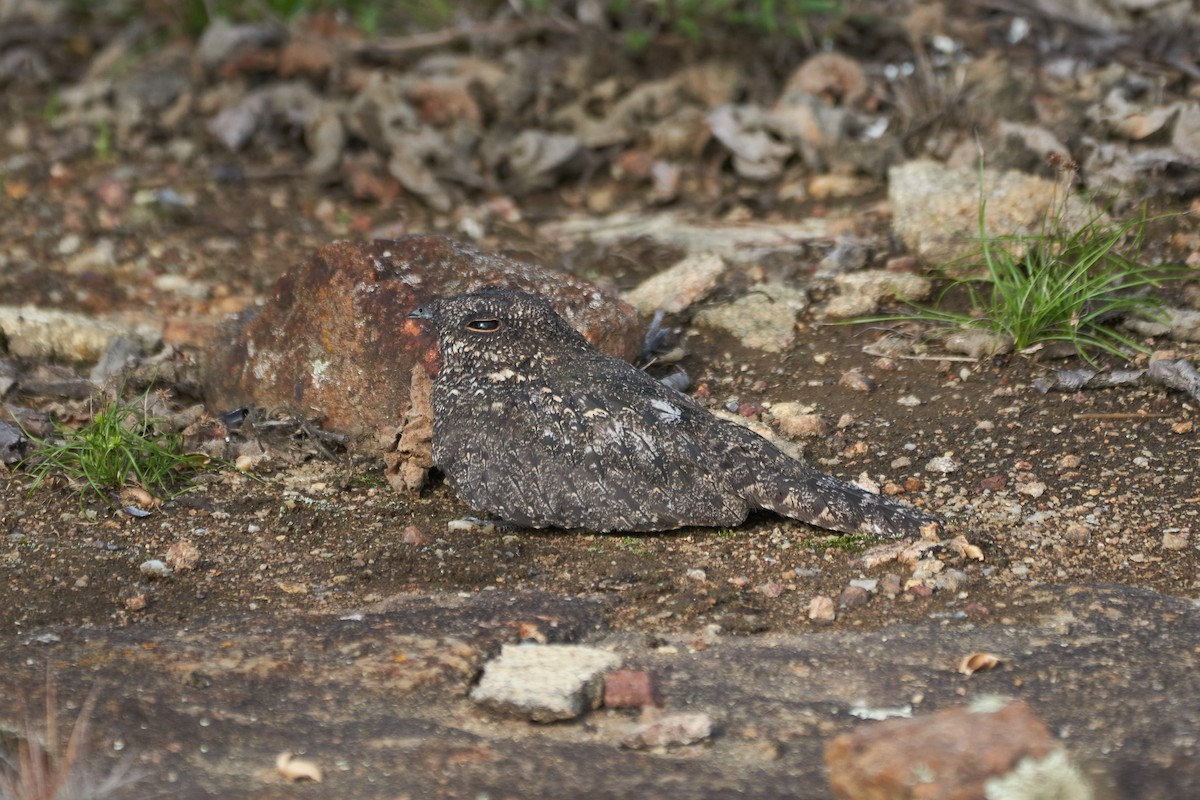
[
  {"xmin": 1071, "ymin": 412, "xmax": 1170, "ymax": 420},
  {"xmin": 861, "ymin": 344, "xmax": 978, "ymax": 362},
  {"xmin": 351, "ymin": 19, "xmax": 562, "ymax": 62}
]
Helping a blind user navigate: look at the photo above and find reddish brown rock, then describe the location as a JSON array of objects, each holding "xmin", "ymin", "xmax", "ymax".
[
  {"xmin": 825, "ymin": 700, "xmax": 1064, "ymax": 800},
  {"xmin": 604, "ymin": 669, "xmax": 662, "ymax": 709},
  {"xmin": 203, "ymin": 235, "xmax": 643, "ymax": 456}
]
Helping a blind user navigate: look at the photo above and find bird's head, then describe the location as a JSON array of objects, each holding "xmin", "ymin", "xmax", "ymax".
[{"xmin": 407, "ymin": 287, "xmax": 591, "ymax": 372}]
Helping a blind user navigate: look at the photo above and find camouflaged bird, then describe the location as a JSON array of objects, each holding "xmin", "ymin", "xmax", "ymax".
[{"xmin": 408, "ymin": 288, "xmax": 941, "ymax": 537}]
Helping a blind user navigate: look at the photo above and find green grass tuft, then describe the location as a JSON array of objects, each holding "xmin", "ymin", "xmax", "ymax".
[
  {"xmin": 18, "ymin": 393, "xmax": 220, "ymax": 508},
  {"xmin": 871, "ymin": 169, "xmax": 1191, "ymax": 366}
]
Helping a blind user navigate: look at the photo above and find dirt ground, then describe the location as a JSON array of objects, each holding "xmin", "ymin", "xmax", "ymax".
[
  {"xmin": 1, "ymin": 4, "xmax": 1200, "ymax": 794},
  {"xmin": 2, "ymin": 192, "xmax": 1197, "ymax": 637},
  {"xmin": 2, "ymin": 4, "xmax": 1200, "ymax": 796},
  {"xmin": 1, "ymin": 8, "xmax": 1198, "ymax": 636}
]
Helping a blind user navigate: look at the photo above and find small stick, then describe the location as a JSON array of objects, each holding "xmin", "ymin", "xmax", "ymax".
[
  {"xmin": 861, "ymin": 345, "xmax": 978, "ymax": 362},
  {"xmin": 1071, "ymin": 412, "xmax": 1171, "ymax": 420}
]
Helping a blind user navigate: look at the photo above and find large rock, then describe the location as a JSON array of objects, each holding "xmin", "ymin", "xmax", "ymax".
[
  {"xmin": 470, "ymin": 643, "xmax": 622, "ymax": 722},
  {"xmin": 203, "ymin": 235, "xmax": 643, "ymax": 450},
  {"xmin": 888, "ymin": 159, "xmax": 1100, "ymax": 264},
  {"xmin": 693, "ymin": 282, "xmax": 808, "ymax": 352},
  {"xmin": 0, "ymin": 306, "xmax": 160, "ymax": 363},
  {"xmin": 825, "ymin": 699, "xmax": 1089, "ymax": 799}
]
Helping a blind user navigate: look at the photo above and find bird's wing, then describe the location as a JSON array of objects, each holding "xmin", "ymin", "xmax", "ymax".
[{"xmin": 436, "ymin": 361, "xmax": 745, "ymax": 531}]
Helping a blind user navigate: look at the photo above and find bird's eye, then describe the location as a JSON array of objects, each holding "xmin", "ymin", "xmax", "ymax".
[{"xmin": 466, "ymin": 318, "xmax": 502, "ymax": 333}]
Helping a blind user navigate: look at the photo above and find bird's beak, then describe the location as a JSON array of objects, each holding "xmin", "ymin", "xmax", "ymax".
[{"xmin": 407, "ymin": 306, "xmax": 432, "ymax": 320}]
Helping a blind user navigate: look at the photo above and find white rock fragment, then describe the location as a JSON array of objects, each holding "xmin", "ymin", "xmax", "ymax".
[
  {"xmin": 1125, "ymin": 308, "xmax": 1200, "ymax": 342},
  {"xmin": 56, "ymin": 233, "xmax": 82, "ymax": 255},
  {"xmin": 138, "ymin": 559, "xmax": 173, "ymax": 579},
  {"xmin": 925, "ymin": 456, "xmax": 960, "ymax": 473},
  {"xmin": 1161, "ymin": 530, "xmax": 1190, "ymax": 550},
  {"xmin": 693, "ymin": 283, "xmax": 808, "ymax": 353},
  {"xmin": 541, "ymin": 211, "xmax": 830, "ymax": 264},
  {"xmin": 823, "ymin": 270, "xmax": 932, "ymax": 318},
  {"xmin": 621, "ymin": 712, "xmax": 713, "ymax": 749},
  {"xmin": 765, "ymin": 402, "xmax": 825, "ymax": 438},
  {"xmin": 1015, "ymin": 481, "xmax": 1047, "ymax": 498},
  {"xmin": 943, "ymin": 329, "xmax": 1015, "ymax": 359},
  {"xmin": 983, "ymin": 749, "xmax": 1093, "ymax": 800},
  {"xmin": 808, "ymin": 595, "xmax": 836, "ymax": 624},
  {"xmin": 470, "ymin": 644, "xmax": 622, "ymax": 722},
  {"xmin": 623, "ymin": 252, "xmax": 726, "ymax": 315},
  {"xmin": 0, "ymin": 306, "xmax": 161, "ymax": 362}
]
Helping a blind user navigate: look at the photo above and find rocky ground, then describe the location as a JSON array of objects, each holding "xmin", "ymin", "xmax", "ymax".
[{"xmin": 1, "ymin": 1, "xmax": 1199, "ymax": 798}]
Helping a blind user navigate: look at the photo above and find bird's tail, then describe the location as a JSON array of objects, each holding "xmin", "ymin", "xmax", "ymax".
[{"xmin": 746, "ymin": 469, "xmax": 941, "ymax": 539}]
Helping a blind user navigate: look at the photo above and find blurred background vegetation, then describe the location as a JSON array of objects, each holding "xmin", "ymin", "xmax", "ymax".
[{"xmin": 72, "ymin": 0, "xmax": 844, "ymax": 51}]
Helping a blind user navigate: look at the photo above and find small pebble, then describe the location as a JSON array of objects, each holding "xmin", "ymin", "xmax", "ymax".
[
  {"xmin": 839, "ymin": 585, "xmax": 870, "ymax": 608},
  {"xmin": 57, "ymin": 233, "xmax": 82, "ymax": 256},
  {"xmin": 808, "ymin": 595, "xmax": 836, "ymax": 624},
  {"xmin": 604, "ymin": 669, "xmax": 661, "ymax": 709},
  {"xmin": 934, "ymin": 569, "xmax": 967, "ymax": 593},
  {"xmin": 839, "ymin": 371, "xmax": 876, "ymax": 393},
  {"xmin": 139, "ymin": 559, "xmax": 173, "ymax": 579},
  {"xmin": 1065, "ymin": 523, "xmax": 1092, "ymax": 544},
  {"xmin": 757, "ymin": 580, "xmax": 785, "ymax": 598},
  {"xmin": 925, "ymin": 456, "xmax": 959, "ymax": 473},
  {"xmin": 401, "ymin": 525, "xmax": 429, "ymax": 545},
  {"xmin": 621, "ymin": 712, "xmax": 713, "ymax": 749},
  {"xmin": 165, "ymin": 540, "xmax": 201, "ymax": 572},
  {"xmin": 880, "ymin": 574, "xmax": 902, "ymax": 596},
  {"xmin": 767, "ymin": 403, "xmax": 826, "ymax": 437},
  {"xmin": 1162, "ymin": 530, "xmax": 1190, "ymax": 550},
  {"xmin": 978, "ymin": 475, "xmax": 1006, "ymax": 491},
  {"xmin": 1015, "ymin": 481, "xmax": 1046, "ymax": 498}
]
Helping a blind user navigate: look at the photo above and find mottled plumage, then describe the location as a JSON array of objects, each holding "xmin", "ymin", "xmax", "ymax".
[{"xmin": 408, "ymin": 288, "xmax": 941, "ymax": 537}]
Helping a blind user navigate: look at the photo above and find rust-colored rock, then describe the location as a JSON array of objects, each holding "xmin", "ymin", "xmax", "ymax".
[
  {"xmin": 825, "ymin": 700, "xmax": 1063, "ymax": 800},
  {"xmin": 603, "ymin": 669, "xmax": 662, "ymax": 709},
  {"xmin": 203, "ymin": 235, "xmax": 643, "ymax": 454}
]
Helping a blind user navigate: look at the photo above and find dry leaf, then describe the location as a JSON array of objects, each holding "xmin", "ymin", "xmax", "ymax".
[
  {"xmin": 958, "ymin": 652, "xmax": 1001, "ymax": 676},
  {"xmin": 120, "ymin": 486, "xmax": 161, "ymax": 508},
  {"xmin": 275, "ymin": 752, "xmax": 322, "ymax": 783}
]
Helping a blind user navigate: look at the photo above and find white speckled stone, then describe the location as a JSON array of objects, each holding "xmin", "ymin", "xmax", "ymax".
[{"xmin": 470, "ymin": 644, "xmax": 622, "ymax": 722}]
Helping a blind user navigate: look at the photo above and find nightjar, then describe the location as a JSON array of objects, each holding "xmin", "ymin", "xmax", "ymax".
[{"xmin": 408, "ymin": 288, "xmax": 941, "ymax": 537}]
